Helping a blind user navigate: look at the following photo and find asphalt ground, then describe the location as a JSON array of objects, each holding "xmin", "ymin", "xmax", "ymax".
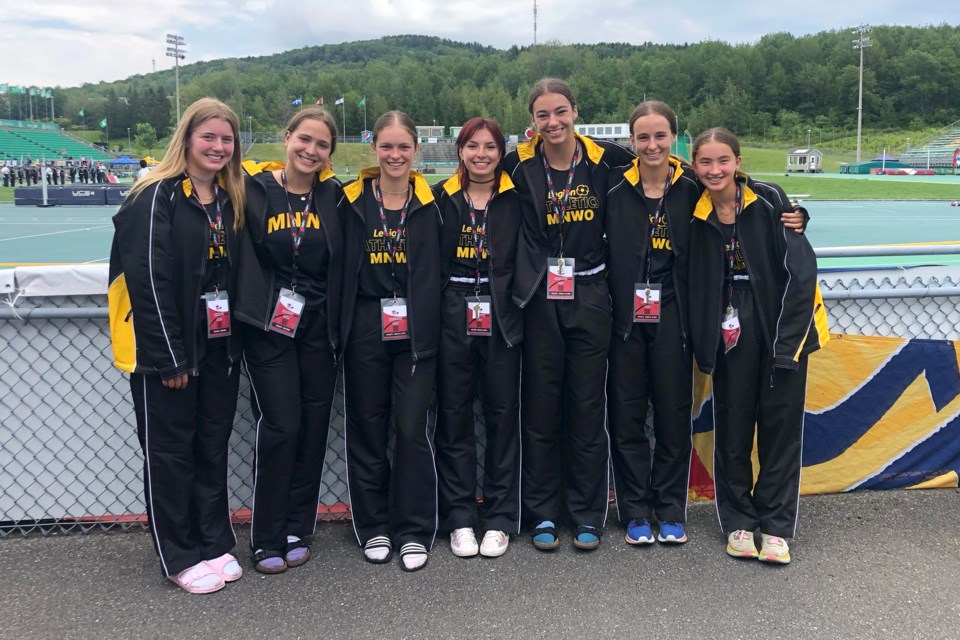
[{"xmin": 2, "ymin": 489, "xmax": 959, "ymax": 640}]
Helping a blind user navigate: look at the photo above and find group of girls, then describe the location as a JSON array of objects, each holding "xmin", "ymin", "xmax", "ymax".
[{"xmin": 108, "ymin": 76, "xmax": 828, "ymax": 593}]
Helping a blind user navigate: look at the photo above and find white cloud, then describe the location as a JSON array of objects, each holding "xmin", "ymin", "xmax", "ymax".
[{"xmin": 1, "ymin": 0, "xmax": 957, "ymax": 87}]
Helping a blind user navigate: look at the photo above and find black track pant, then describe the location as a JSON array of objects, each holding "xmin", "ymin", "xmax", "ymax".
[
  {"xmin": 608, "ymin": 298, "xmax": 693, "ymax": 524},
  {"xmin": 129, "ymin": 340, "xmax": 240, "ymax": 577},
  {"xmin": 436, "ymin": 286, "xmax": 521, "ymax": 534},
  {"xmin": 343, "ymin": 298, "xmax": 438, "ymax": 549},
  {"xmin": 244, "ymin": 308, "xmax": 338, "ymax": 554},
  {"xmin": 521, "ymin": 277, "xmax": 612, "ymax": 529},
  {"xmin": 712, "ymin": 287, "xmax": 807, "ymax": 538}
]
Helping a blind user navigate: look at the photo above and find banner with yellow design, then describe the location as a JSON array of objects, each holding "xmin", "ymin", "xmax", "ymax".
[{"xmin": 689, "ymin": 334, "xmax": 960, "ymax": 499}]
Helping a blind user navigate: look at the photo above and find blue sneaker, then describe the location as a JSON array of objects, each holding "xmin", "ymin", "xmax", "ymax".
[
  {"xmin": 657, "ymin": 521, "xmax": 688, "ymax": 544},
  {"xmin": 624, "ymin": 518, "xmax": 655, "ymax": 545}
]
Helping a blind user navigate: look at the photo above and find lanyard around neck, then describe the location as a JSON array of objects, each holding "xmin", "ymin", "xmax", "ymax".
[{"xmin": 541, "ymin": 142, "xmax": 580, "ymax": 258}]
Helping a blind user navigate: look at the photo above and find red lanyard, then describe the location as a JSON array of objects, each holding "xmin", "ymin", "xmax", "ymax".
[
  {"xmin": 280, "ymin": 170, "xmax": 316, "ymax": 290},
  {"xmin": 541, "ymin": 142, "xmax": 580, "ymax": 258},
  {"xmin": 194, "ymin": 181, "xmax": 224, "ymax": 291},
  {"xmin": 372, "ymin": 178, "xmax": 411, "ymax": 296}
]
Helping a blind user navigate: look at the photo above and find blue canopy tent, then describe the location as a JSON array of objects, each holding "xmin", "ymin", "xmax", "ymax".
[{"xmin": 109, "ymin": 155, "xmax": 140, "ymax": 166}]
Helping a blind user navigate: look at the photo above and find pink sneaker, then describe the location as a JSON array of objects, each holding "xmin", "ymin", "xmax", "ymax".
[
  {"xmin": 169, "ymin": 561, "xmax": 225, "ymax": 594},
  {"xmin": 205, "ymin": 553, "xmax": 243, "ymax": 582}
]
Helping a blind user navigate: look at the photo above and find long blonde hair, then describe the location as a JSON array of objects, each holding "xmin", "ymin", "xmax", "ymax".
[{"xmin": 128, "ymin": 97, "xmax": 246, "ymax": 229}]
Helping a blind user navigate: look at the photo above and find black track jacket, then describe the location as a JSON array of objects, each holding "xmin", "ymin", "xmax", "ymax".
[
  {"xmin": 233, "ymin": 160, "xmax": 343, "ymax": 357},
  {"xmin": 606, "ymin": 155, "xmax": 701, "ymax": 342},
  {"xmin": 339, "ymin": 168, "xmax": 443, "ymax": 362},
  {"xmin": 108, "ymin": 176, "xmax": 242, "ymax": 378},
  {"xmin": 687, "ymin": 174, "xmax": 829, "ymax": 375},
  {"xmin": 503, "ymin": 134, "xmax": 634, "ymax": 307},
  {"xmin": 435, "ymin": 172, "xmax": 524, "ymax": 347}
]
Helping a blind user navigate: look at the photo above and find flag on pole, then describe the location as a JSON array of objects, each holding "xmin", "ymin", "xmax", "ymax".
[
  {"xmin": 334, "ymin": 97, "xmax": 344, "ymax": 105},
  {"xmin": 78, "ymin": 108, "xmax": 85, "ymax": 117},
  {"xmin": 316, "ymin": 96, "xmax": 323, "ymax": 105},
  {"xmin": 292, "ymin": 97, "xmax": 303, "ymax": 106},
  {"xmin": 357, "ymin": 97, "xmax": 366, "ymax": 107},
  {"xmin": 99, "ymin": 118, "xmax": 108, "ymax": 129}
]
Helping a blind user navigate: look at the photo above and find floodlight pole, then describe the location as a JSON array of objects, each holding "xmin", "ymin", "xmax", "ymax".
[
  {"xmin": 166, "ymin": 34, "xmax": 187, "ymax": 122},
  {"xmin": 853, "ymin": 24, "xmax": 871, "ymax": 164}
]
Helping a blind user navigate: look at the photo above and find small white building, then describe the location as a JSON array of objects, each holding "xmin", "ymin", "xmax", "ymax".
[{"xmin": 786, "ymin": 148, "xmax": 823, "ymax": 173}]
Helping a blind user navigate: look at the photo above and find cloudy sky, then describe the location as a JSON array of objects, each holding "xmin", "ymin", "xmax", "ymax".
[{"xmin": 3, "ymin": 0, "xmax": 958, "ymax": 88}]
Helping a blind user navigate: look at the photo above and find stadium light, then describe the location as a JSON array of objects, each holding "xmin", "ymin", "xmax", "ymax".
[
  {"xmin": 853, "ymin": 25, "xmax": 871, "ymax": 164},
  {"xmin": 165, "ymin": 33, "xmax": 187, "ymax": 122}
]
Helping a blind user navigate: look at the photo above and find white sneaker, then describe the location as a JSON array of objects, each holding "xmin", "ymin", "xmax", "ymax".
[
  {"xmin": 450, "ymin": 527, "xmax": 479, "ymax": 557},
  {"xmin": 479, "ymin": 530, "xmax": 509, "ymax": 558},
  {"xmin": 759, "ymin": 533, "xmax": 791, "ymax": 564},
  {"xmin": 726, "ymin": 529, "xmax": 759, "ymax": 559}
]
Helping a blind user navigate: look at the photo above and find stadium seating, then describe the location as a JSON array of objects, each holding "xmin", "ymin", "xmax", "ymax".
[
  {"xmin": 0, "ymin": 127, "xmax": 112, "ymax": 163},
  {"xmin": 900, "ymin": 122, "xmax": 960, "ymax": 169}
]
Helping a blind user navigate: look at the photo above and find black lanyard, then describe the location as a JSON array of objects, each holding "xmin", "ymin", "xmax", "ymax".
[
  {"xmin": 280, "ymin": 170, "xmax": 316, "ymax": 291},
  {"xmin": 194, "ymin": 181, "xmax": 224, "ymax": 291},
  {"xmin": 723, "ymin": 182, "xmax": 744, "ymax": 310},
  {"xmin": 373, "ymin": 178, "xmax": 411, "ymax": 297},
  {"xmin": 641, "ymin": 168, "xmax": 674, "ymax": 285},
  {"xmin": 541, "ymin": 142, "xmax": 580, "ymax": 258},
  {"xmin": 462, "ymin": 189, "xmax": 491, "ymax": 294}
]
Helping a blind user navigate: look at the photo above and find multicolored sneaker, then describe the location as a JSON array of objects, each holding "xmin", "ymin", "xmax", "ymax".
[
  {"xmin": 657, "ymin": 522, "xmax": 688, "ymax": 544},
  {"xmin": 450, "ymin": 527, "xmax": 479, "ymax": 557},
  {"xmin": 726, "ymin": 529, "xmax": 759, "ymax": 559},
  {"xmin": 479, "ymin": 530, "xmax": 510, "ymax": 557},
  {"xmin": 759, "ymin": 533, "xmax": 791, "ymax": 564},
  {"xmin": 624, "ymin": 518, "xmax": 654, "ymax": 545}
]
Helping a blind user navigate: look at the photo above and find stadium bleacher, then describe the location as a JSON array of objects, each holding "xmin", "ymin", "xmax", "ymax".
[
  {"xmin": 0, "ymin": 126, "xmax": 112, "ymax": 163},
  {"xmin": 899, "ymin": 120, "xmax": 960, "ymax": 170}
]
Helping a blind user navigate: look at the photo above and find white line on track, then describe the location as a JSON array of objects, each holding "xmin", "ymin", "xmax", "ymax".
[{"xmin": 0, "ymin": 225, "xmax": 113, "ymax": 242}]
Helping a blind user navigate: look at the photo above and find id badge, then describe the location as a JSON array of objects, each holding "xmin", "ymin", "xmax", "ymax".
[
  {"xmin": 721, "ymin": 306, "xmax": 741, "ymax": 353},
  {"xmin": 203, "ymin": 290, "xmax": 231, "ymax": 338},
  {"xmin": 546, "ymin": 257, "xmax": 575, "ymax": 300},
  {"xmin": 380, "ymin": 297, "xmax": 410, "ymax": 341},
  {"xmin": 465, "ymin": 295, "xmax": 492, "ymax": 337},
  {"xmin": 634, "ymin": 283, "xmax": 662, "ymax": 323},
  {"xmin": 269, "ymin": 288, "xmax": 305, "ymax": 337}
]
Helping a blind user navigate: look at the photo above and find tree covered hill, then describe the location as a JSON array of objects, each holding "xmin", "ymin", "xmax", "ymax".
[{"xmin": 29, "ymin": 27, "xmax": 960, "ymax": 143}]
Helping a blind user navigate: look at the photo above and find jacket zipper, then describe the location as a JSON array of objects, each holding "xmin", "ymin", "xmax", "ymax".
[
  {"xmin": 517, "ymin": 161, "xmax": 548, "ymax": 308},
  {"xmin": 735, "ymin": 215, "xmax": 776, "ymax": 387},
  {"xmin": 477, "ymin": 191, "xmax": 514, "ymax": 348}
]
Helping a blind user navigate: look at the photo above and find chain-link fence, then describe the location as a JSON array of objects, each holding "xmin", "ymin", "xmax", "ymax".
[{"xmin": 3, "ymin": 255, "xmax": 960, "ymax": 537}]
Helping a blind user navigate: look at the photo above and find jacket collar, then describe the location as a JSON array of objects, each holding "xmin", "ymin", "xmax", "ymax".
[
  {"xmin": 624, "ymin": 155, "xmax": 685, "ymax": 188},
  {"xmin": 241, "ymin": 159, "xmax": 336, "ymax": 183},
  {"xmin": 516, "ymin": 132, "xmax": 605, "ymax": 165},
  {"xmin": 343, "ymin": 167, "xmax": 435, "ymax": 206},
  {"xmin": 181, "ymin": 173, "xmax": 225, "ymax": 198},
  {"xmin": 441, "ymin": 171, "xmax": 515, "ymax": 196},
  {"xmin": 693, "ymin": 173, "xmax": 758, "ymax": 221}
]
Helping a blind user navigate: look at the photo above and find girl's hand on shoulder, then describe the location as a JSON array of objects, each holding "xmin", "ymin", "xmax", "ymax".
[{"xmin": 781, "ymin": 209, "xmax": 807, "ymax": 234}]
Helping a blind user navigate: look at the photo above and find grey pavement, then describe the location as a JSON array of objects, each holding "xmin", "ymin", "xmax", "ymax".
[{"xmin": 2, "ymin": 489, "xmax": 959, "ymax": 640}]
